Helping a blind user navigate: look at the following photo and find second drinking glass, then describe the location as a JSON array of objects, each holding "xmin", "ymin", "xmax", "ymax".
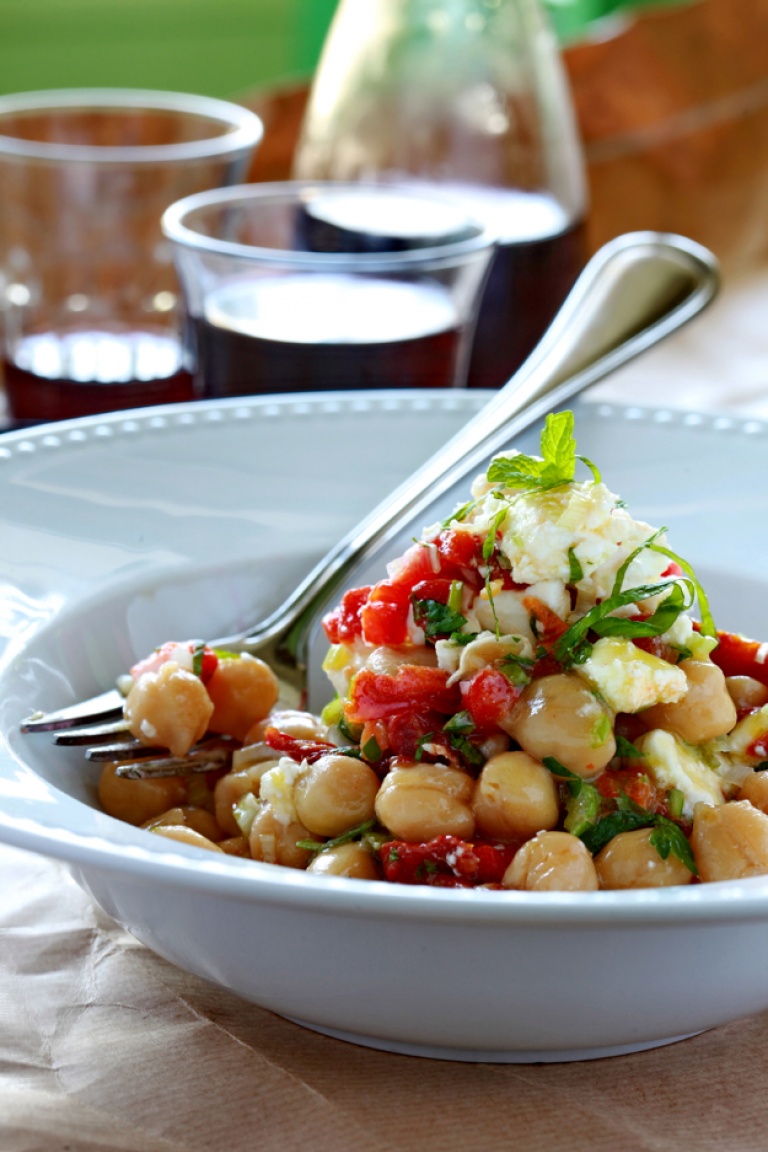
[{"xmin": 162, "ymin": 182, "xmax": 497, "ymax": 397}]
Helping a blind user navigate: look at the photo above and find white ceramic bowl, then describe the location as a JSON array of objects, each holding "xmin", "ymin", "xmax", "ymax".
[{"xmin": 3, "ymin": 391, "xmax": 768, "ymax": 1062}]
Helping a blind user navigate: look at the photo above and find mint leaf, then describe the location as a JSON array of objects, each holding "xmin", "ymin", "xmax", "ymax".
[
  {"xmin": 192, "ymin": 640, "xmax": 206, "ymax": 678},
  {"xmin": 649, "ymin": 820, "xmax": 698, "ymax": 875},
  {"xmin": 499, "ymin": 652, "xmax": 534, "ymax": 688},
  {"xmin": 297, "ymin": 817, "xmax": 377, "ymax": 856},
  {"xmin": 554, "ymin": 578, "xmax": 693, "ymax": 665},
  {"xmin": 615, "ymin": 734, "xmax": 645, "ymax": 760},
  {"xmin": 539, "ymin": 409, "xmax": 577, "ymax": 485},
  {"xmin": 443, "ymin": 710, "xmax": 475, "ymax": 735},
  {"xmin": 441, "ymin": 711, "xmax": 484, "ymax": 768},
  {"xmin": 413, "ymin": 598, "xmax": 467, "ymax": 639},
  {"xmin": 647, "ymin": 542, "xmax": 717, "ymax": 637},
  {"xmin": 543, "ymin": 756, "xmax": 584, "ymax": 797},
  {"xmin": 414, "ymin": 732, "xmax": 436, "ymax": 761},
  {"xmin": 482, "ymin": 508, "xmax": 508, "ymax": 562},
  {"xmin": 568, "ymin": 548, "xmax": 584, "ymax": 584},
  {"xmin": 362, "ymin": 735, "xmax": 383, "ymax": 763}
]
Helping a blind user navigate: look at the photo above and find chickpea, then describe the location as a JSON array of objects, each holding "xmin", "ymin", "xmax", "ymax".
[
  {"xmin": 124, "ymin": 661, "xmax": 213, "ymax": 758},
  {"xmin": 738, "ymin": 770, "xmax": 768, "ymax": 813},
  {"xmin": 214, "ymin": 761, "xmax": 279, "ymax": 837},
  {"xmin": 473, "ymin": 751, "xmax": 559, "ymax": 840},
  {"xmin": 243, "ymin": 708, "xmax": 328, "ymax": 747},
  {"xmin": 375, "ymin": 760, "xmax": 475, "ymax": 841},
  {"xmin": 148, "ymin": 825, "xmax": 224, "ymax": 853},
  {"xmin": 641, "ymin": 660, "xmax": 737, "ymax": 744},
  {"xmin": 691, "ymin": 800, "xmax": 768, "ymax": 881},
  {"xmin": 98, "ymin": 763, "xmax": 187, "ymax": 826},
  {"xmin": 142, "ymin": 805, "xmax": 224, "ymax": 842},
  {"xmin": 595, "ymin": 828, "xmax": 693, "ymax": 889},
  {"xmin": 726, "ymin": 676, "xmax": 768, "ymax": 714},
  {"xmin": 307, "ymin": 842, "xmax": 380, "ymax": 879},
  {"xmin": 505, "ymin": 674, "xmax": 615, "ymax": 780},
  {"xmin": 248, "ymin": 802, "xmax": 313, "ymax": 869},
  {"xmin": 218, "ymin": 835, "xmax": 251, "ymax": 857},
  {"xmin": 502, "ymin": 832, "xmax": 598, "ymax": 892},
  {"xmin": 294, "ymin": 753, "xmax": 380, "ymax": 839},
  {"xmin": 206, "ymin": 654, "xmax": 279, "ymax": 742}
]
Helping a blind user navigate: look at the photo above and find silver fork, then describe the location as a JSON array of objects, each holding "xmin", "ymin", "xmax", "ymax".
[{"xmin": 21, "ymin": 231, "xmax": 719, "ymax": 773}]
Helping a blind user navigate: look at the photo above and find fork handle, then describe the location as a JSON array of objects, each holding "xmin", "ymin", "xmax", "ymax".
[{"xmin": 242, "ymin": 230, "xmax": 719, "ymax": 653}]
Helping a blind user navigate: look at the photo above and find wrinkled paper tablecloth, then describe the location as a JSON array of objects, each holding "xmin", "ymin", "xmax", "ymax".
[{"xmin": 4, "ymin": 271, "xmax": 768, "ymax": 1152}]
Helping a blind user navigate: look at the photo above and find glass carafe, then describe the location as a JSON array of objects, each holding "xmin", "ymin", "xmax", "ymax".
[{"xmin": 293, "ymin": 0, "xmax": 588, "ymax": 389}]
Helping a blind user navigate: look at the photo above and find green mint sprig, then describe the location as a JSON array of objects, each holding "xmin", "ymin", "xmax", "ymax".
[{"xmin": 486, "ymin": 410, "xmax": 601, "ymax": 493}]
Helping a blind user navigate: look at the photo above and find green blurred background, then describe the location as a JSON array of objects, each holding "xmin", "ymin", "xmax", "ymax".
[{"xmin": 0, "ymin": 0, "xmax": 686, "ymax": 101}]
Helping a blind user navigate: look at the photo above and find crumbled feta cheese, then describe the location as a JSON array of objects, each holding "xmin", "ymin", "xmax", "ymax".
[
  {"xmin": 259, "ymin": 756, "xmax": 308, "ymax": 825},
  {"xmin": 453, "ymin": 475, "xmax": 669, "ymax": 608},
  {"xmin": 636, "ymin": 729, "xmax": 725, "ymax": 817},
  {"xmin": 719, "ymin": 704, "xmax": 768, "ymax": 763},
  {"xmin": 574, "ymin": 637, "xmax": 687, "ymax": 713}
]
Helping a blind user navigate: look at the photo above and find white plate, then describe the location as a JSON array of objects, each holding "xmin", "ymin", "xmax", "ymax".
[{"xmin": 3, "ymin": 390, "xmax": 768, "ymax": 1063}]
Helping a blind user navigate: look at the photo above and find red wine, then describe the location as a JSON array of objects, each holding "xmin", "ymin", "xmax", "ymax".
[
  {"xmin": 4, "ymin": 329, "xmax": 194, "ymax": 421},
  {"xmin": 448, "ymin": 187, "xmax": 586, "ymax": 390},
  {"xmin": 192, "ymin": 274, "xmax": 468, "ymax": 397}
]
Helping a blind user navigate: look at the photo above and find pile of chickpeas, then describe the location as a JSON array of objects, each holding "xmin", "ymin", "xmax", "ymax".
[{"xmin": 96, "ymin": 647, "xmax": 768, "ymax": 891}]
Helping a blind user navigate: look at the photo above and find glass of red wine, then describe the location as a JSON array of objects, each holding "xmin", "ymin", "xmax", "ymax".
[
  {"xmin": 161, "ymin": 182, "xmax": 497, "ymax": 399},
  {"xmin": 0, "ymin": 89, "xmax": 263, "ymax": 425}
]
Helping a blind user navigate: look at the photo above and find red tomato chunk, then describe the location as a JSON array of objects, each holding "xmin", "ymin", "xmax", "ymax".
[{"xmin": 379, "ymin": 835, "xmax": 517, "ymax": 886}]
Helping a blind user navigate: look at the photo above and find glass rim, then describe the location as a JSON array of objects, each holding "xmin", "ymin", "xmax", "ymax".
[
  {"xmin": 0, "ymin": 88, "xmax": 263, "ymax": 164},
  {"xmin": 161, "ymin": 181, "xmax": 498, "ymax": 270}
]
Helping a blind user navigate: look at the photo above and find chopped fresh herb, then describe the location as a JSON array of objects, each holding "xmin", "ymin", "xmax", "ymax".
[
  {"xmin": 646, "ymin": 541, "xmax": 717, "ymax": 637},
  {"xmin": 554, "ymin": 575, "xmax": 694, "ymax": 666},
  {"xmin": 297, "ymin": 818, "xmax": 377, "ymax": 856},
  {"xmin": 568, "ymin": 548, "xmax": 584, "ymax": 585},
  {"xmin": 443, "ymin": 710, "xmax": 475, "ymax": 735},
  {"xmin": 543, "ymin": 757, "xmax": 584, "ymax": 796},
  {"xmin": 669, "ymin": 643, "xmax": 694, "ymax": 663},
  {"xmin": 388, "ymin": 846, "xmax": 401, "ymax": 863},
  {"xmin": 442, "ymin": 711, "xmax": 484, "ymax": 767},
  {"xmin": 362, "ymin": 736, "xmax": 383, "ymax": 763},
  {"xmin": 486, "ymin": 411, "xmax": 601, "ymax": 493},
  {"xmin": 444, "ymin": 497, "xmax": 480, "ymax": 526},
  {"xmin": 450, "ymin": 631, "xmax": 478, "ymax": 646},
  {"xmin": 564, "ymin": 785, "xmax": 602, "ymax": 837},
  {"xmin": 192, "ymin": 640, "xmax": 206, "ymax": 678},
  {"xmin": 649, "ymin": 821, "xmax": 698, "ymax": 874},
  {"xmin": 413, "ymin": 598, "xmax": 468, "ymax": 639},
  {"xmin": 498, "ymin": 652, "xmax": 534, "ymax": 688},
  {"xmin": 616, "ymin": 734, "xmax": 645, "ymax": 760},
  {"xmin": 579, "ymin": 807, "xmax": 652, "ymax": 854},
  {"xmin": 414, "ymin": 732, "xmax": 436, "ymax": 761},
  {"xmin": 579, "ymin": 794, "xmax": 697, "ymax": 874},
  {"xmin": 483, "ymin": 508, "xmax": 508, "ymax": 562}
]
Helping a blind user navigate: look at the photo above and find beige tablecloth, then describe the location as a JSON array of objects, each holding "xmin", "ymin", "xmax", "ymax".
[{"xmin": 4, "ymin": 271, "xmax": 768, "ymax": 1152}]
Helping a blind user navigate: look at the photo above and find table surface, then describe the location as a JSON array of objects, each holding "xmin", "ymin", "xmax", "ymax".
[{"xmin": 4, "ymin": 271, "xmax": 768, "ymax": 1152}]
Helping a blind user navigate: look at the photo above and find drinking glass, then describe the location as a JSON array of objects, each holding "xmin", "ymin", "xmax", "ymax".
[
  {"xmin": 161, "ymin": 181, "xmax": 496, "ymax": 397},
  {"xmin": 0, "ymin": 89, "xmax": 263, "ymax": 423}
]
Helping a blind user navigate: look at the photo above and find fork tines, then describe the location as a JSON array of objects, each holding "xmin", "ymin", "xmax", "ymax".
[
  {"xmin": 111, "ymin": 739, "xmax": 236, "ymax": 779},
  {"xmin": 21, "ymin": 689, "xmax": 126, "ymax": 733}
]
